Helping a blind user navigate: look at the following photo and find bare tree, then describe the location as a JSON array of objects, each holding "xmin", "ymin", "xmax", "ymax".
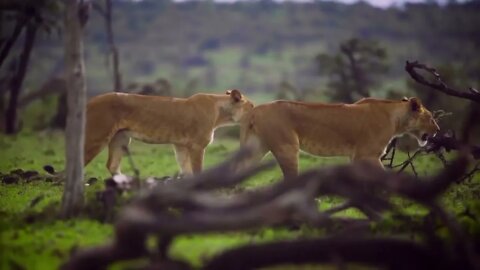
[
  {"xmin": 61, "ymin": 0, "xmax": 89, "ymax": 218},
  {"xmin": 0, "ymin": 10, "xmax": 29, "ymax": 69},
  {"xmin": 5, "ymin": 24, "xmax": 37, "ymax": 134},
  {"xmin": 1, "ymin": 0, "xmax": 64, "ymax": 133},
  {"xmin": 93, "ymin": 0, "xmax": 122, "ymax": 91}
]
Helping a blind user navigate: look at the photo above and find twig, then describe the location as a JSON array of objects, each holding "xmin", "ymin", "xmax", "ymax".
[
  {"xmin": 121, "ymin": 146, "xmax": 140, "ymax": 179},
  {"xmin": 394, "ymin": 148, "xmax": 423, "ymax": 173},
  {"xmin": 381, "ymin": 138, "xmax": 397, "ymax": 168},
  {"xmin": 457, "ymin": 162, "xmax": 480, "ymax": 183},
  {"xmin": 407, "ymin": 151, "xmax": 418, "ymax": 177}
]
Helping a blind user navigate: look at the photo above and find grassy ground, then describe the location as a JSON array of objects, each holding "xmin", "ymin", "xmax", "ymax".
[{"xmin": 0, "ymin": 131, "xmax": 478, "ymax": 269}]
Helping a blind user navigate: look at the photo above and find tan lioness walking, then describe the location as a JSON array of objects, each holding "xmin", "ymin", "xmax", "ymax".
[
  {"xmin": 239, "ymin": 97, "xmax": 439, "ymax": 178},
  {"xmin": 82, "ymin": 89, "xmax": 253, "ymax": 175}
]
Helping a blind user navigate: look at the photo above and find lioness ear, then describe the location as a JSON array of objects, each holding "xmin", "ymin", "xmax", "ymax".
[
  {"xmin": 229, "ymin": 89, "xmax": 242, "ymax": 102},
  {"xmin": 409, "ymin": 97, "xmax": 421, "ymax": 112},
  {"xmin": 225, "ymin": 90, "xmax": 232, "ymax": 95}
]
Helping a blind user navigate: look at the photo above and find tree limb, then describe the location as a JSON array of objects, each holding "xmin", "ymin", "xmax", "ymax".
[{"xmin": 405, "ymin": 61, "xmax": 480, "ymax": 103}]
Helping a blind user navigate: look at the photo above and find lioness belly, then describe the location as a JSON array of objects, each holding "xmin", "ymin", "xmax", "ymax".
[
  {"xmin": 299, "ymin": 137, "xmax": 353, "ymax": 157},
  {"xmin": 124, "ymin": 129, "xmax": 190, "ymax": 145}
]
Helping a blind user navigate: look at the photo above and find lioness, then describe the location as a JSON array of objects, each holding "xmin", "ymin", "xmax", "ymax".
[
  {"xmin": 239, "ymin": 97, "xmax": 439, "ymax": 178},
  {"xmin": 84, "ymin": 89, "xmax": 253, "ymax": 175}
]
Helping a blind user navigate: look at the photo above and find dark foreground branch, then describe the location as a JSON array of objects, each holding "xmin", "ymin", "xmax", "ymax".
[
  {"xmin": 205, "ymin": 237, "xmax": 451, "ymax": 270},
  {"xmin": 405, "ymin": 61, "xmax": 480, "ymax": 103}
]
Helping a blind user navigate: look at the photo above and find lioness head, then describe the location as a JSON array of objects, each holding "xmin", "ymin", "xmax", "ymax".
[
  {"xmin": 225, "ymin": 89, "xmax": 254, "ymax": 122},
  {"xmin": 402, "ymin": 97, "xmax": 440, "ymax": 146}
]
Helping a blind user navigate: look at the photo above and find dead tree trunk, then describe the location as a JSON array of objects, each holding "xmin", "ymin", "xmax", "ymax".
[
  {"xmin": 61, "ymin": 0, "xmax": 87, "ymax": 218},
  {"xmin": 0, "ymin": 13, "xmax": 28, "ymax": 69},
  {"xmin": 5, "ymin": 23, "xmax": 37, "ymax": 134},
  {"xmin": 93, "ymin": 0, "xmax": 122, "ymax": 91},
  {"xmin": 104, "ymin": 0, "xmax": 122, "ymax": 91}
]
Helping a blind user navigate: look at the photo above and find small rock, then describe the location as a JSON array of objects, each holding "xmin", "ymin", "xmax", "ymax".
[
  {"xmin": 87, "ymin": 177, "xmax": 98, "ymax": 185},
  {"xmin": 43, "ymin": 165, "xmax": 55, "ymax": 174},
  {"xmin": 45, "ymin": 177, "xmax": 54, "ymax": 183},
  {"xmin": 20, "ymin": 170, "xmax": 39, "ymax": 179},
  {"xmin": 25, "ymin": 175, "xmax": 44, "ymax": 183},
  {"xmin": 2, "ymin": 175, "xmax": 20, "ymax": 184},
  {"xmin": 9, "ymin": 169, "xmax": 24, "ymax": 176},
  {"xmin": 104, "ymin": 178, "xmax": 117, "ymax": 188}
]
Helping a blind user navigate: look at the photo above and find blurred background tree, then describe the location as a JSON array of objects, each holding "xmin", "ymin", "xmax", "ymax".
[
  {"xmin": 316, "ymin": 38, "xmax": 389, "ymax": 102},
  {"xmin": 0, "ymin": 0, "xmax": 63, "ymax": 134}
]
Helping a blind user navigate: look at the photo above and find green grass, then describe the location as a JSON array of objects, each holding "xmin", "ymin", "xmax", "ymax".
[
  {"xmin": 0, "ymin": 220, "xmax": 112, "ymax": 270},
  {"xmin": 0, "ymin": 131, "xmax": 478, "ymax": 269}
]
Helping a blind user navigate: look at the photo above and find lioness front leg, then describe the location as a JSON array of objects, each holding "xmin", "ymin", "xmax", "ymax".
[
  {"xmin": 106, "ymin": 131, "xmax": 131, "ymax": 175},
  {"xmin": 174, "ymin": 145, "xmax": 192, "ymax": 175},
  {"xmin": 188, "ymin": 147, "xmax": 205, "ymax": 174}
]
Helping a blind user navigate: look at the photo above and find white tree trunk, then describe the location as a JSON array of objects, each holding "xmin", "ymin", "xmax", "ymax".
[{"xmin": 61, "ymin": 0, "xmax": 86, "ymax": 217}]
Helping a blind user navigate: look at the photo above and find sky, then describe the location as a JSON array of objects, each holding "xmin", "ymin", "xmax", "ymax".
[
  {"xmin": 131, "ymin": 0, "xmax": 447, "ymax": 9},
  {"xmin": 209, "ymin": 0, "xmax": 428, "ymax": 8}
]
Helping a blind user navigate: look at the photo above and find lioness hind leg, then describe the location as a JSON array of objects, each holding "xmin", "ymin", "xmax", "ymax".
[
  {"xmin": 270, "ymin": 144, "xmax": 299, "ymax": 179},
  {"xmin": 84, "ymin": 103, "xmax": 119, "ymax": 168},
  {"xmin": 85, "ymin": 136, "xmax": 110, "ymax": 168},
  {"xmin": 174, "ymin": 145, "xmax": 192, "ymax": 175},
  {"xmin": 188, "ymin": 147, "xmax": 205, "ymax": 175},
  {"xmin": 106, "ymin": 131, "xmax": 131, "ymax": 175}
]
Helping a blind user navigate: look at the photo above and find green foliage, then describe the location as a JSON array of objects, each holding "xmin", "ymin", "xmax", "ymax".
[{"xmin": 0, "ymin": 220, "xmax": 112, "ymax": 270}]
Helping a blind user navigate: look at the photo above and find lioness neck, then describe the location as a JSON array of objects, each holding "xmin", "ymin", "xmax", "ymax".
[
  {"xmin": 387, "ymin": 102, "xmax": 411, "ymax": 137},
  {"xmin": 189, "ymin": 94, "xmax": 233, "ymax": 128}
]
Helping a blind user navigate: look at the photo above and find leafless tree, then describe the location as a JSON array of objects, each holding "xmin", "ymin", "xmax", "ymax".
[
  {"xmin": 0, "ymin": 0, "xmax": 63, "ymax": 133},
  {"xmin": 93, "ymin": 0, "xmax": 122, "ymax": 91},
  {"xmin": 61, "ymin": 0, "xmax": 89, "ymax": 218},
  {"xmin": 2, "ymin": 11, "xmax": 38, "ymax": 134}
]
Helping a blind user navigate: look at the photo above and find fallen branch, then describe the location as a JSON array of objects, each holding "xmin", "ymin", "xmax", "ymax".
[
  {"xmin": 63, "ymin": 149, "xmax": 476, "ymax": 270},
  {"xmin": 205, "ymin": 237, "xmax": 449, "ymax": 270}
]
